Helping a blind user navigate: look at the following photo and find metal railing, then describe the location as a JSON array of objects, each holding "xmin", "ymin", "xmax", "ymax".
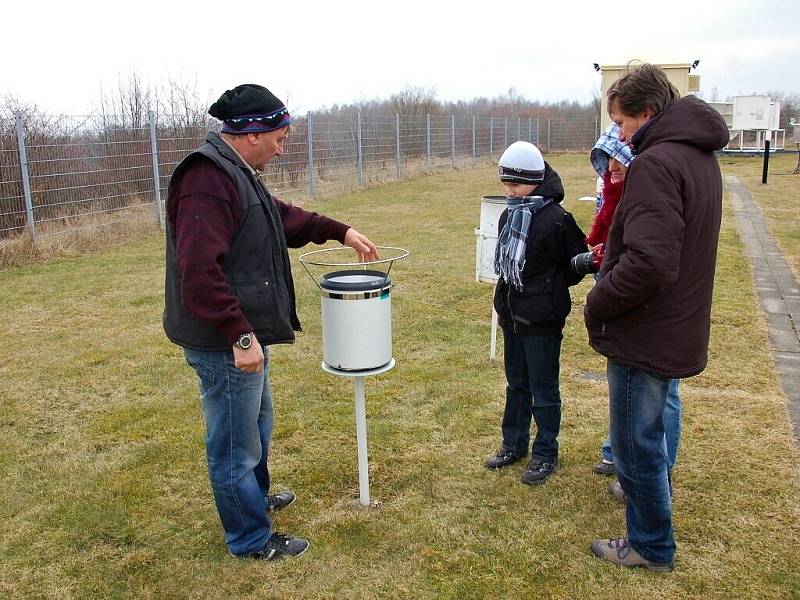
[{"xmin": 0, "ymin": 111, "xmax": 599, "ymax": 242}]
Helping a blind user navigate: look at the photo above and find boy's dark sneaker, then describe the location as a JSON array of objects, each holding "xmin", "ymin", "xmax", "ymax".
[
  {"xmin": 234, "ymin": 533, "xmax": 310, "ymax": 561},
  {"xmin": 484, "ymin": 447, "xmax": 527, "ymax": 469},
  {"xmin": 267, "ymin": 490, "xmax": 296, "ymax": 513},
  {"xmin": 520, "ymin": 458, "xmax": 558, "ymax": 485},
  {"xmin": 590, "ymin": 537, "xmax": 673, "ymax": 572},
  {"xmin": 593, "ymin": 460, "xmax": 616, "ymax": 476}
]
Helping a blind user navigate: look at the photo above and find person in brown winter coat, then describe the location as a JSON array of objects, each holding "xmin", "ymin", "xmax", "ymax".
[{"xmin": 585, "ymin": 64, "xmax": 729, "ymax": 572}]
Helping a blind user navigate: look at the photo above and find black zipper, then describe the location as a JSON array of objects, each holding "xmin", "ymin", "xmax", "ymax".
[{"xmin": 507, "ymin": 284, "xmax": 516, "ymax": 334}]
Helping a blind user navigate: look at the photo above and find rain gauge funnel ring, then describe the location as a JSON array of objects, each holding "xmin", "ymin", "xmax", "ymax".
[{"xmin": 299, "ymin": 246, "xmax": 409, "ymax": 506}]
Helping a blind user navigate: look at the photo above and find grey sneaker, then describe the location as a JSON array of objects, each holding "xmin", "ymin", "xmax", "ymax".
[
  {"xmin": 234, "ymin": 533, "xmax": 310, "ymax": 561},
  {"xmin": 520, "ymin": 458, "xmax": 558, "ymax": 486},
  {"xmin": 609, "ymin": 480, "xmax": 626, "ymax": 504},
  {"xmin": 267, "ymin": 490, "xmax": 296, "ymax": 513},
  {"xmin": 593, "ymin": 460, "xmax": 616, "ymax": 476},
  {"xmin": 590, "ymin": 537, "xmax": 673, "ymax": 572},
  {"xmin": 484, "ymin": 447, "xmax": 527, "ymax": 470}
]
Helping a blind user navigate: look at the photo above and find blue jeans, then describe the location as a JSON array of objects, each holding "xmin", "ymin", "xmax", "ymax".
[
  {"xmin": 607, "ymin": 359, "xmax": 675, "ymax": 564},
  {"xmin": 501, "ymin": 331, "xmax": 563, "ymax": 462},
  {"xmin": 602, "ymin": 378, "xmax": 681, "ymax": 468},
  {"xmin": 184, "ymin": 346, "xmax": 274, "ymax": 556}
]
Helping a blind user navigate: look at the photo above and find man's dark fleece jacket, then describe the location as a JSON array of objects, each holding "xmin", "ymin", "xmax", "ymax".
[
  {"xmin": 167, "ymin": 151, "xmax": 349, "ymax": 347},
  {"xmin": 584, "ymin": 96, "xmax": 730, "ymax": 377}
]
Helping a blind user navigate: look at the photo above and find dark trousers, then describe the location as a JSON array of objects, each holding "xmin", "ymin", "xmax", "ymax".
[{"xmin": 501, "ymin": 330, "xmax": 563, "ymax": 462}]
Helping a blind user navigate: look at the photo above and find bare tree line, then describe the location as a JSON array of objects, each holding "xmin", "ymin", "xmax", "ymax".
[{"xmin": 26, "ymin": 75, "xmax": 799, "ymax": 244}]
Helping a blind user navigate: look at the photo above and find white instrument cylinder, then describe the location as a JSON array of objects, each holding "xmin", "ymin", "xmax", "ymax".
[{"xmin": 320, "ymin": 270, "xmax": 393, "ymax": 372}]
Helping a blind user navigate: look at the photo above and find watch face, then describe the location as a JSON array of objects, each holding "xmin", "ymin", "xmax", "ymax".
[{"xmin": 238, "ymin": 334, "xmax": 252, "ymax": 349}]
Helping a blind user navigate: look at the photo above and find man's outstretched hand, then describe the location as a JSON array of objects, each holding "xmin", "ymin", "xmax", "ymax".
[{"xmin": 344, "ymin": 228, "xmax": 380, "ymax": 262}]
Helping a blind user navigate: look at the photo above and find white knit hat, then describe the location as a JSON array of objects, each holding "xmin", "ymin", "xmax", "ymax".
[{"xmin": 498, "ymin": 141, "xmax": 545, "ymax": 184}]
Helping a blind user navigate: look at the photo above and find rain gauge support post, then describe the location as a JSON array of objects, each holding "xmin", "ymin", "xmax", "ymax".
[
  {"xmin": 353, "ymin": 376, "xmax": 368, "ymax": 504},
  {"xmin": 321, "ymin": 359, "xmax": 395, "ymax": 505}
]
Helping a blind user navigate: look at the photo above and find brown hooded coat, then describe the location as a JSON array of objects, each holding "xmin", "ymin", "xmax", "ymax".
[{"xmin": 584, "ymin": 96, "xmax": 730, "ymax": 377}]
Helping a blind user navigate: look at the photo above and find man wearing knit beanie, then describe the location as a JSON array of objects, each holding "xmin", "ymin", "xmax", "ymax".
[{"xmin": 164, "ymin": 83, "xmax": 378, "ymax": 561}]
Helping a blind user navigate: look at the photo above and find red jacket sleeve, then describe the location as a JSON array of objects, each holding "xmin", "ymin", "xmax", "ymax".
[{"xmin": 274, "ymin": 195, "xmax": 350, "ymax": 248}]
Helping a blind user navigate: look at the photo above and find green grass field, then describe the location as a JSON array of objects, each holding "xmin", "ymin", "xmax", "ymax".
[{"xmin": 1, "ymin": 154, "xmax": 798, "ymax": 599}]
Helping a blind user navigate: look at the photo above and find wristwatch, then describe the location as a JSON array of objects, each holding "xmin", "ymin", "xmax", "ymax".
[{"xmin": 234, "ymin": 332, "xmax": 254, "ymax": 350}]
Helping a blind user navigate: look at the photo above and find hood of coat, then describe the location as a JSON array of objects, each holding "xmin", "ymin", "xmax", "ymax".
[
  {"xmin": 631, "ymin": 95, "xmax": 730, "ymax": 154},
  {"xmin": 533, "ymin": 161, "xmax": 565, "ymax": 203}
]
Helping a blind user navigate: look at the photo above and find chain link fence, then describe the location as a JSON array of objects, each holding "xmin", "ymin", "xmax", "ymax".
[{"xmin": 0, "ymin": 111, "xmax": 599, "ymax": 242}]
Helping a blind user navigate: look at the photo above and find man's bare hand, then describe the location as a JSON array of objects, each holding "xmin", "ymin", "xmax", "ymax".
[{"xmin": 344, "ymin": 228, "xmax": 380, "ymax": 263}]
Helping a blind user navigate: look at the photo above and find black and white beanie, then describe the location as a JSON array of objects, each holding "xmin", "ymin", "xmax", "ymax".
[{"xmin": 498, "ymin": 141, "xmax": 545, "ymax": 184}]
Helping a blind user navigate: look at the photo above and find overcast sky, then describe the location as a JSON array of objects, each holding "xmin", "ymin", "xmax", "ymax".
[{"xmin": 2, "ymin": 0, "xmax": 798, "ymax": 115}]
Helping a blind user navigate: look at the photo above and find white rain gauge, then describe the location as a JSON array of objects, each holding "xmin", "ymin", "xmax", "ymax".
[
  {"xmin": 474, "ymin": 196, "xmax": 505, "ymax": 360},
  {"xmin": 299, "ymin": 246, "xmax": 409, "ymax": 506}
]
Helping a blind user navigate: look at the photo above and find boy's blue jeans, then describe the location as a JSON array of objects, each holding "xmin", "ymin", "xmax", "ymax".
[
  {"xmin": 607, "ymin": 359, "xmax": 676, "ymax": 564},
  {"xmin": 184, "ymin": 346, "xmax": 274, "ymax": 557},
  {"xmin": 602, "ymin": 378, "xmax": 682, "ymax": 468},
  {"xmin": 501, "ymin": 331, "xmax": 563, "ymax": 462}
]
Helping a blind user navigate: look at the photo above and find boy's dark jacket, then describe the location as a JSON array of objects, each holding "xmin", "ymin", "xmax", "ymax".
[
  {"xmin": 584, "ymin": 95, "xmax": 729, "ymax": 377},
  {"xmin": 493, "ymin": 162, "xmax": 588, "ymax": 335}
]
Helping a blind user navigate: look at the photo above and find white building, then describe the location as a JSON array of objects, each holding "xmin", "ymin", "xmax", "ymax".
[{"xmin": 721, "ymin": 95, "xmax": 785, "ymax": 152}]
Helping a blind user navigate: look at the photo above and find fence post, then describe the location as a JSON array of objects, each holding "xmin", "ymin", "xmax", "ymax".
[
  {"xmin": 472, "ymin": 116, "xmax": 476, "ymax": 166},
  {"xmin": 148, "ymin": 111, "xmax": 164, "ymax": 231},
  {"xmin": 14, "ymin": 112, "xmax": 36, "ymax": 243},
  {"xmin": 504, "ymin": 117, "xmax": 508, "ymax": 150},
  {"xmin": 395, "ymin": 113, "xmax": 401, "ymax": 179},
  {"xmin": 451, "ymin": 115, "xmax": 456, "ymax": 168},
  {"xmin": 547, "ymin": 119, "xmax": 551, "ymax": 152},
  {"xmin": 489, "ymin": 116, "xmax": 494, "ymax": 159},
  {"xmin": 357, "ymin": 111, "xmax": 363, "ymax": 186},
  {"xmin": 528, "ymin": 117, "xmax": 532, "ymax": 142},
  {"xmin": 307, "ymin": 112, "xmax": 315, "ymax": 196},
  {"xmin": 517, "ymin": 116, "xmax": 521, "ymax": 141},
  {"xmin": 426, "ymin": 114, "xmax": 431, "ymax": 171}
]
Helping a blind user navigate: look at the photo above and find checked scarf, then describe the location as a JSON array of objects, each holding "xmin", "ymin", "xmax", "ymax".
[{"xmin": 494, "ymin": 195, "xmax": 551, "ymax": 290}]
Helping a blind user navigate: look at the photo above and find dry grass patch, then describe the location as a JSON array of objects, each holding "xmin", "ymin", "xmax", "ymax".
[{"xmin": 0, "ymin": 203, "xmax": 161, "ymax": 269}]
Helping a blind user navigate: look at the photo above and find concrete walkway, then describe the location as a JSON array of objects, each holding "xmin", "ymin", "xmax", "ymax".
[{"xmin": 725, "ymin": 175, "xmax": 800, "ymax": 446}]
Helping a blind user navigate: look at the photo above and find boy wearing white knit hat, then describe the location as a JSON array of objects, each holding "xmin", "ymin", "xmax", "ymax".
[{"xmin": 485, "ymin": 141, "xmax": 588, "ymax": 485}]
